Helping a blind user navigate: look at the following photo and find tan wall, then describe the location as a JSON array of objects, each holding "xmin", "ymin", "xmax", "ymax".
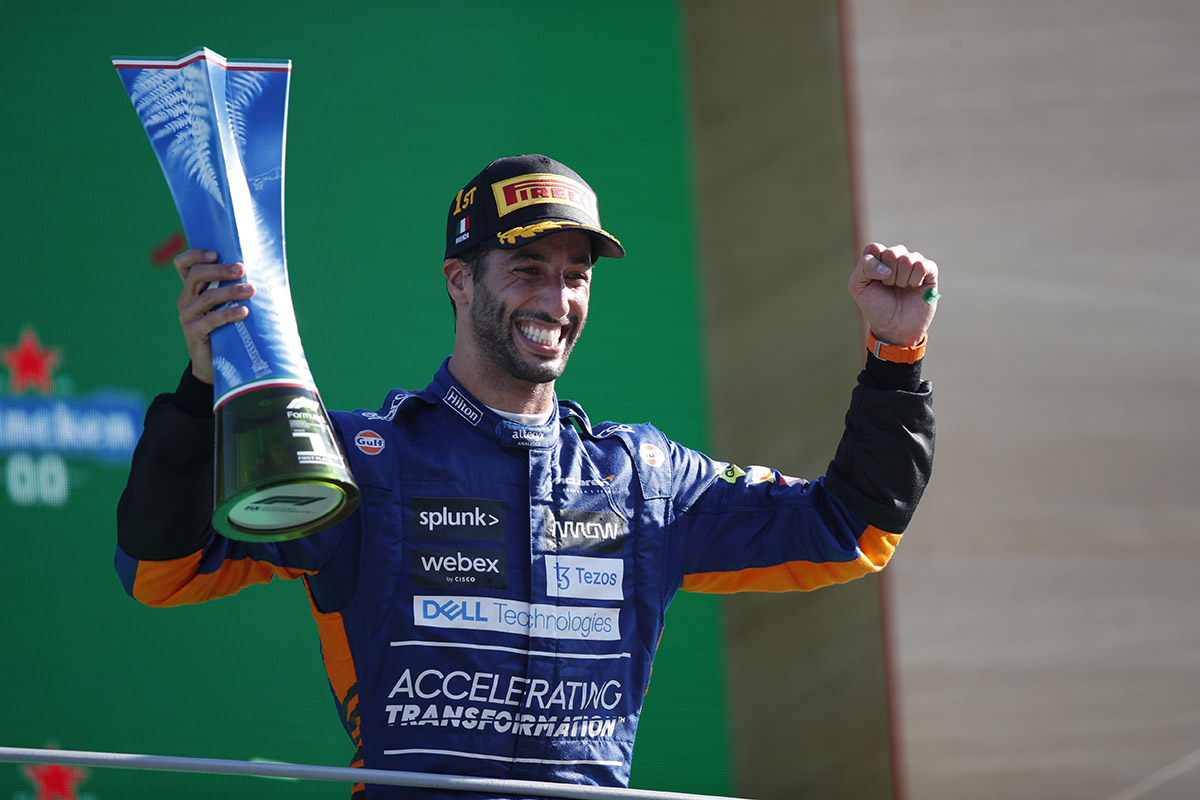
[
  {"xmin": 850, "ymin": 1, "xmax": 1200, "ymax": 797},
  {"xmin": 685, "ymin": 2, "xmax": 896, "ymax": 798}
]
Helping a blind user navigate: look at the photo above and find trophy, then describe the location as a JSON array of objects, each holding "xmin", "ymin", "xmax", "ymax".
[{"xmin": 114, "ymin": 48, "xmax": 359, "ymax": 541}]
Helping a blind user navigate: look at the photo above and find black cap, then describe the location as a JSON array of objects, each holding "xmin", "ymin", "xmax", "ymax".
[{"xmin": 445, "ymin": 154, "xmax": 625, "ymax": 260}]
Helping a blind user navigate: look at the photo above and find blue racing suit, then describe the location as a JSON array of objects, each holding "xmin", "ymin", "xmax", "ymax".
[{"xmin": 116, "ymin": 356, "xmax": 934, "ymax": 798}]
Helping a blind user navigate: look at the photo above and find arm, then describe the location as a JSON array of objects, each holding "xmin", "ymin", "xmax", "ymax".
[
  {"xmin": 115, "ymin": 250, "xmax": 335, "ymax": 606},
  {"xmin": 672, "ymin": 243, "xmax": 937, "ymax": 593}
]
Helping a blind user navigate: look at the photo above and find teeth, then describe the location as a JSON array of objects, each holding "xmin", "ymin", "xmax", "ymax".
[{"xmin": 519, "ymin": 323, "xmax": 561, "ymax": 346}]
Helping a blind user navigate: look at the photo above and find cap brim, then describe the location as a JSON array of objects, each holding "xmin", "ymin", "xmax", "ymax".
[
  {"xmin": 489, "ymin": 221, "xmax": 625, "ymax": 260},
  {"xmin": 587, "ymin": 229, "xmax": 625, "ymax": 260}
]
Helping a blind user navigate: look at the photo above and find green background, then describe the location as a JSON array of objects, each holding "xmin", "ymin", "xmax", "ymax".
[{"xmin": 0, "ymin": 3, "xmax": 731, "ymax": 798}]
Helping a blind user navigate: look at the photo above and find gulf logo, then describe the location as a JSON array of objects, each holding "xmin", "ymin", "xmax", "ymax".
[
  {"xmin": 354, "ymin": 430, "xmax": 385, "ymax": 455},
  {"xmin": 639, "ymin": 442, "xmax": 664, "ymax": 468}
]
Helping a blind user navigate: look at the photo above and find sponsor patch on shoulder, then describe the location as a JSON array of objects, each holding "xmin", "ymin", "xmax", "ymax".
[
  {"xmin": 354, "ymin": 429, "xmax": 385, "ymax": 455},
  {"xmin": 638, "ymin": 442, "xmax": 664, "ymax": 467}
]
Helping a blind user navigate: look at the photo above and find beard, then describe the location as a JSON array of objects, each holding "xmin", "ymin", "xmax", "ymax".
[{"xmin": 468, "ymin": 276, "xmax": 584, "ymax": 386}]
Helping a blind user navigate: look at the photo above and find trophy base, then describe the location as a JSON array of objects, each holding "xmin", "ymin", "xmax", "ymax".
[
  {"xmin": 214, "ymin": 383, "xmax": 360, "ymax": 542},
  {"xmin": 220, "ymin": 479, "xmax": 354, "ymax": 539}
]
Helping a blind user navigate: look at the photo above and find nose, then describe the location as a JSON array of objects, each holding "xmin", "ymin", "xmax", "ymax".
[{"xmin": 537, "ymin": 273, "xmax": 571, "ymax": 321}]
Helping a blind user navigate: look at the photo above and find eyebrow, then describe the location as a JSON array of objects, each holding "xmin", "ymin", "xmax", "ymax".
[{"xmin": 499, "ymin": 249, "xmax": 593, "ymax": 267}]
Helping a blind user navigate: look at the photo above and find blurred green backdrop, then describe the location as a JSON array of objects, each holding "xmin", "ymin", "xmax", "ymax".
[{"xmin": 0, "ymin": 3, "xmax": 730, "ymax": 798}]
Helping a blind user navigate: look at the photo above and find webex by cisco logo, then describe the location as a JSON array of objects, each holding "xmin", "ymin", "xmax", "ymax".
[
  {"xmin": 413, "ymin": 497, "xmax": 506, "ymax": 541},
  {"xmin": 413, "ymin": 546, "xmax": 508, "ymax": 589}
]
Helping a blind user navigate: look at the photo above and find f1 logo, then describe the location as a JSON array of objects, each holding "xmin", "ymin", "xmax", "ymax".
[{"xmin": 256, "ymin": 495, "xmax": 324, "ymax": 506}]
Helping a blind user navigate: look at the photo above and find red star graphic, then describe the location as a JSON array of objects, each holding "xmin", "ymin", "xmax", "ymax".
[
  {"xmin": 21, "ymin": 761, "xmax": 88, "ymax": 800},
  {"xmin": 2, "ymin": 328, "xmax": 60, "ymax": 395}
]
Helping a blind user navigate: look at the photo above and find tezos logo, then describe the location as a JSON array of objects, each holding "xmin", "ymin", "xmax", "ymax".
[
  {"xmin": 545, "ymin": 555, "xmax": 624, "ymax": 600},
  {"xmin": 413, "ymin": 497, "xmax": 506, "ymax": 541},
  {"xmin": 354, "ymin": 429, "xmax": 385, "ymax": 455}
]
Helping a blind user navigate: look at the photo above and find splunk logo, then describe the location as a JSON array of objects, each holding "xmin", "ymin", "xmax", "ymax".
[
  {"xmin": 413, "ymin": 546, "xmax": 508, "ymax": 589},
  {"xmin": 543, "ymin": 509, "xmax": 626, "ymax": 555},
  {"xmin": 413, "ymin": 497, "xmax": 506, "ymax": 542}
]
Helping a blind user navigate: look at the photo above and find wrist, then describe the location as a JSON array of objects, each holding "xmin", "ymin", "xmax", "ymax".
[
  {"xmin": 173, "ymin": 363, "xmax": 216, "ymax": 418},
  {"xmin": 867, "ymin": 330, "xmax": 927, "ymax": 364}
]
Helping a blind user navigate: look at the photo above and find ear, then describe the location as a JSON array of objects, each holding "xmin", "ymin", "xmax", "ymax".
[{"xmin": 444, "ymin": 258, "xmax": 471, "ymax": 309}]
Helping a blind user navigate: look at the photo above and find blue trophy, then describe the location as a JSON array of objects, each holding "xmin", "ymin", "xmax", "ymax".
[{"xmin": 115, "ymin": 48, "xmax": 359, "ymax": 541}]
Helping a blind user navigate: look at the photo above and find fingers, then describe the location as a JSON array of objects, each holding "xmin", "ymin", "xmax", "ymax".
[
  {"xmin": 173, "ymin": 247, "xmax": 253, "ymax": 315},
  {"xmin": 181, "ymin": 282, "xmax": 255, "ymax": 327},
  {"xmin": 170, "ymin": 248, "xmax": 255, "ymax": 384},
  {"xmin": 177, "ymin": 263, "xmax": 252, "ymax": 317},
  {"xmin": 173, "ymin": 248, "xmax": 217, "ymax": 281},
  {"xmin": 861, "ymin": 242, "xmax": 937, "ymax": 289}
]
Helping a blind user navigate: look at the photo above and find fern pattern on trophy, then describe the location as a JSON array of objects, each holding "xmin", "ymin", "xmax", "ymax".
[
  {"xmin": 119, "ymin": 51, "xmax": 314, "ymax": 394},
  {"xmin": 129, "ymin": 64, "xmax": 223, "ymax": 209},
  {"xmin": 226, "ymin": 71, "xmax": 270, "ymax": 151},
  {"xmin": 226, "ymin": 69, "xmax": 305, "ymax": 379}
]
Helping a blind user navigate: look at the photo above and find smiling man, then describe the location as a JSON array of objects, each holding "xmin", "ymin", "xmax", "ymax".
[
  {"xmin": 117, "ymin": 154, "xmax": 938, "ymax": 799},
  {"xmin": 449, "ymin": 231, "xmax": 595, "ymax": 409}
]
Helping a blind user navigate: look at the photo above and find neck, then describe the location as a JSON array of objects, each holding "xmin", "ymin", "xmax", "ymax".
[{"xmin": 446, "ymin": 352, "xmax": 557, "ymax": 416}]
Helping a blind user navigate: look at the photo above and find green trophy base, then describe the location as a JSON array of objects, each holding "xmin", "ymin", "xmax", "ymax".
[{"xmin": 214, "ymin": 384, "xmax": 360, "ymax": 541}]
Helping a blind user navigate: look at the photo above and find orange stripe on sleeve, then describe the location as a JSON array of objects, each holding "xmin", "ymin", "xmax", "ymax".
[
  {"xmin": 131, "ymin": 553, "xmax": 314, "ymax": 607},
  {"xmin": 680, "ymin": 526, "xmax": 902, "ymax": 594}
]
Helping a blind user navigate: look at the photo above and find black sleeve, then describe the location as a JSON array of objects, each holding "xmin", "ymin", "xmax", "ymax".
[
  {"xmin": 116, "ymin": 365, "xmax": 218, "ymax": 560},
  {"xmin": 824, "ymin": 353, "xmax": 935, "ymax": 534}
]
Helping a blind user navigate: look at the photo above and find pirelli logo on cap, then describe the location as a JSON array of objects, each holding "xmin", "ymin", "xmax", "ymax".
[{"xmin": 492, "ymin": 173, "xmax": 599, "ymax": 220}]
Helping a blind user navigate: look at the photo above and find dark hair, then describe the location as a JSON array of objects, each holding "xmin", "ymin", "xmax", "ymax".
[{"xmin": 448, "ymin": 246, "xmax": 490, "ymax": 319}]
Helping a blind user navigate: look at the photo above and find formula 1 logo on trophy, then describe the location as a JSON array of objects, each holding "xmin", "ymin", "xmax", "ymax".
[{"xmin": 114, "ymin": 48, "xmax": 359, "ymax": 541}]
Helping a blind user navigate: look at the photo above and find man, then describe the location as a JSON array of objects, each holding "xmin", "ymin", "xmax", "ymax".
[{"xmin": 116, "ymin": 154, "xmax": 937, "ymax": 799}]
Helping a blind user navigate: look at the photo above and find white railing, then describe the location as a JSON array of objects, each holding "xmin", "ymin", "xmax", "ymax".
[{"xmin": 0, "ymin": 746, "xmax": 752, "ymax": 800}]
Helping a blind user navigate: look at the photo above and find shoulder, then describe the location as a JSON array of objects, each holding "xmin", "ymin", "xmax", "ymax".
[
  {"xmin": 560, "ymin": 400, "xmax": 670, "ymax": 450},
  {"xmin": 327, "ymin": 389, "xmax": 429, "ymax": 488},
  {"xmin": 342, "ymin": 388, "xmax": 424, "ymax": 424},
  {"xmin": 560, "ymin": 402, "xmax": 716, "ymax": 500}
]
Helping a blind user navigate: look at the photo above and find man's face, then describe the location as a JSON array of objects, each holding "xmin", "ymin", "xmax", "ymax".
[{"xmin": 467, "ymin": 230, "xmax": 593, "ymax": 385}]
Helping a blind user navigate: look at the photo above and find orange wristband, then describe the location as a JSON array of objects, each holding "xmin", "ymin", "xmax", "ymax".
[{"xmin": 867, "ymin": 331, "xmax": 927, "ymax": 364}]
